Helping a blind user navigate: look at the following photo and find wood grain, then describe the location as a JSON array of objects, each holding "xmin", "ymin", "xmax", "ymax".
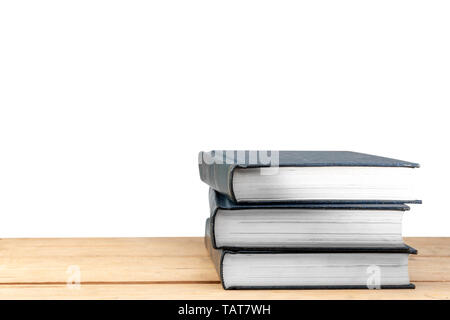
[
  {"xmin": 404, "ymin": 237, "xmax": 450, "ymax": 256},
  {"xmin": 0, "ymin": 237, "xmax": 449, "ymax": 299},
  {"xmin": 0, "ymin": 237, "xmax": 217, "ymax": 283}
]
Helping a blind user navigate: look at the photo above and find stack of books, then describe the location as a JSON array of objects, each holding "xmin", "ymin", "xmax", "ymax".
[{"xmin": 198, "ymin": 151, "xmax": 421, "ymax": 290}]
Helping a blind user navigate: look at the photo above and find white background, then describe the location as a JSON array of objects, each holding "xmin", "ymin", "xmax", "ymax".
[{"xmin": 0, "ymin": 1, "xmax": 448, "ymax": 237}]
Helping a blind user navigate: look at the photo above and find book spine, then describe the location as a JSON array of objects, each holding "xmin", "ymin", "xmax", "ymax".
[
  {"xmin": 204, "ymin": 218, "xmax": 224, "ymax": 283},
  {"xmin": 198, "ymin": 152, "xmax": 236, "ymax": 201},
  {"xmin": 208, "ymin": 188, "xmax": 218, "ymax": 216},
  {"xmin": 208, "ymin": 189, "xmax": 219, "ymax": 249}
]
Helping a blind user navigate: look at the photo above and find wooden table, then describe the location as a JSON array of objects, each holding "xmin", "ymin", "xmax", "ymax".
[{"xmin": 0, "ymin": 237, "xmax": 449, "ymax": 299}]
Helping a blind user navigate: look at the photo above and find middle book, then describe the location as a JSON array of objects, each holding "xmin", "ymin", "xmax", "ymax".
[{"xmin": 208, "ymin": 188, "xmax": 411, "ymax": 251}]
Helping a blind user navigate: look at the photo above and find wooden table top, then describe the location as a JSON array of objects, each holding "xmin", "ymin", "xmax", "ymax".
[{"xmin": 0, "ymin": 237, "xmax": 449, "ymax": 299}]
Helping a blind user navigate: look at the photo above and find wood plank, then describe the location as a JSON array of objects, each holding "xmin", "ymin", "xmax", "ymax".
[
  {"xmin": 410, "ymin": 256, "xmax": 450, "ymax": 282},
  {"xmin": 0, "ymin": 237, "xmax": 217, "ymax": 283},
  {"xmin": 404, "ymin": 237, "xmax": 450, "ymax": 256},
  {"xmin": 1, "ymin": 237, "xmax": 449, "ymax": 284},
  {"xmin": 0, "ymin": 282, "xmax": 448, "ymax": 300}
]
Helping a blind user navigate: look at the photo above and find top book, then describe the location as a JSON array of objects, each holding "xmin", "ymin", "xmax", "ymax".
[{"xmin": 198, "ymin": 151, "xmax": 420, "ymax": 204}]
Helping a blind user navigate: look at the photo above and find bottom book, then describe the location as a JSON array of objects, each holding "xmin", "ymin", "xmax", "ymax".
[{"xmin": 205, "ymin": 219, "xmax": 416, "ymax": 290}]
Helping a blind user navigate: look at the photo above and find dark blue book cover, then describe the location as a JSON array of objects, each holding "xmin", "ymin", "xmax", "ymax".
[
  {"xmin": 208, "ymin": 189, "xmax": 416, "ymax": 252},
  {"xmin": 205, "ymin": 218, "xmax": 417, "ymax": 290},
  {"xmin": 198, "ymin": 150, "xmax": 421, "ymax": 204}
]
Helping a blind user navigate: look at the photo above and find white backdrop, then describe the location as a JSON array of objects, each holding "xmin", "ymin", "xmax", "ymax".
[{"xmin": 0, "ymin": 1, "xmax": 448, "ymax": 237}]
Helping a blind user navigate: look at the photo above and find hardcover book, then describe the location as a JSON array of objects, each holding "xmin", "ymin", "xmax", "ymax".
[
  {"xmin": 208, "ymin": 189, "xmax": 414, "ymax": 250},
  {"xmin": 198, "ymin": 151, "xmax": 421, "ymax": 204},
  {"xmin": 205, "ymin": 219, "xmax": 416, "ymax": 290}
]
